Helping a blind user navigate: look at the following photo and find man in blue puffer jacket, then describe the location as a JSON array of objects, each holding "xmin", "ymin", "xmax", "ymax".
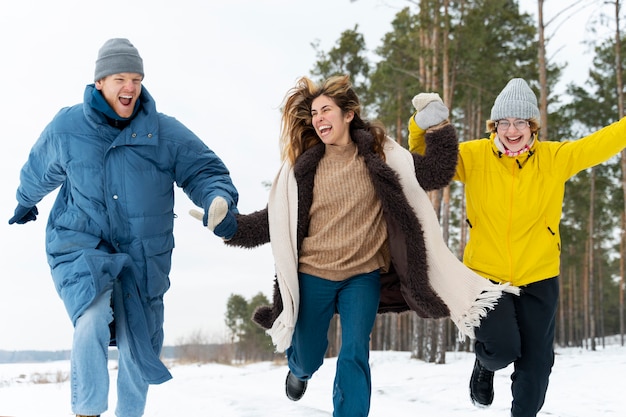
[{"xmin": 8, "ymin": 38, "xmax": 239, "ymax": 417}]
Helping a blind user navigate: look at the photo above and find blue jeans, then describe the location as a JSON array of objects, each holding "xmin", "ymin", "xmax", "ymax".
[
  {"xmin": 71, "ymin": 284, "xmax": 149, "ymax": 417},
  {"xmin": 287, "ymin": 271, "xmax": 381, "ymax": 417},
  {"xmin": 474, "ymin": 277, "xmax": 559, "ymax": 417}
]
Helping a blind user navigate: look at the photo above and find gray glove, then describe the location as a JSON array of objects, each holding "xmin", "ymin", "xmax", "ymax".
[{"xmin": 412, "ymin": 93, "xmax": 449, "ymax": 129}]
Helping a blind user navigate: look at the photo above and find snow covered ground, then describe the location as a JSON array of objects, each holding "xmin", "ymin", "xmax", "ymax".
[{"xmin": 0, "ymin": 344, "xmax": 624, "ymax": 416}]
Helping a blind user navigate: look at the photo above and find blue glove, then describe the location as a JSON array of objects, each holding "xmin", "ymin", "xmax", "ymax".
[
  {"xmin": 8, "ymin": 204, "xmax": 38, "ymax": 225},
  {"xmin": 213, "ymin": 210, "xmax": 238, "ymax": 240}
]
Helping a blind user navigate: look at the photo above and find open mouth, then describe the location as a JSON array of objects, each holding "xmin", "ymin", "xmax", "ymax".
[
  {"xmin": 505, "ymin": 135, "xmax": 522, "ymax": 145},
  {"xmin": 318, "ymin": 125, "xmax": 332, "ymax": 137},
  {"xmin": 119, "ymin": 95, "xmax": 133, "ymax": 106}
]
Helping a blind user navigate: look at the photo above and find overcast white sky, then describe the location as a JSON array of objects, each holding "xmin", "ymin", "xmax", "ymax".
[{"xmin": 0, "ymin": 0, "xmax": 615, "ymax": 351}]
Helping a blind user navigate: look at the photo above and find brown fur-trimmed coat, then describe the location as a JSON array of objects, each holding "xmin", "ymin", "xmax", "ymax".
[{"xmin": 226, "ymin": 123, "xmax": 459, "ymax": 330}]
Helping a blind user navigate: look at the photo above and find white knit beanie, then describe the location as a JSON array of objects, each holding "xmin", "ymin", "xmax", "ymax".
[
  {"xmin": 94, "ymin": 38, "xmax": 144, "ymax": 82},
  {"xmin": 490, "ymin": 78, "xmax": 540, "ymax": 121}
]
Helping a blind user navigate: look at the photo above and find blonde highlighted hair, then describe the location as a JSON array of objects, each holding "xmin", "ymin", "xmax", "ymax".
[{"xmin": 279, "ymin": 75, "xmax": 387, "ymax": 165}]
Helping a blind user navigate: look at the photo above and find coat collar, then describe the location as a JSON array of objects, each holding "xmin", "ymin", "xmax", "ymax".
[{"xmin": 83, "ymin": 84, "xmax": 160, "ymax": 147}]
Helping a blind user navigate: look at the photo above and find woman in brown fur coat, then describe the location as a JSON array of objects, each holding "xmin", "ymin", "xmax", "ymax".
[{"xmin": 194, "ymin": 75, "xmax": 516, "ymax": 417}]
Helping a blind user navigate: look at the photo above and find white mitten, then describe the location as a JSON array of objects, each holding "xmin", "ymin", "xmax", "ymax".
[
  {"xmin": 206, "ymin": 197, "xmax": 229, "ymax": 231},
  {"xmin": 189, "ymin": 209, "xmax": 204, "ymax": 222},
  {"xmin": 412, "ymin": 93, "xmax": 449, "ymax": 129},
  {"xmin": 412, "ymin": 92, "xmax": 442, "ymax": 112},
  {"xmin": 189, "ymin": 196, "xmax": 228, "ymax": 231}
]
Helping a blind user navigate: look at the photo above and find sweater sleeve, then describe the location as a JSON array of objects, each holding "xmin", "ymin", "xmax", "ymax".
[
  {"xmin": 224, "ymin": 208, "xmax": 270, "ymax": 248},
  {"xmin": 408, "ymin": 119, "xmax": 459, "ymax": 191}
]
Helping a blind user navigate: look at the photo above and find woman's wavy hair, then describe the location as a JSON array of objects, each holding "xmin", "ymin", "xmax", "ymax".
[{"xmin": 279, "ymin": 74, "xmax": 387, "ymax": 165}]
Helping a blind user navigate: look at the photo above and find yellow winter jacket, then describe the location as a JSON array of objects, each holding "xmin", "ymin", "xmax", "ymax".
[{"xmin": 409, "ymin": 116, "xmax": 626, "ymax": 286}]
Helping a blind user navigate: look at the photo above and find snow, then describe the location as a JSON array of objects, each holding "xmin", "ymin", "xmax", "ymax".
[{"xmin": 1, "ymin": 344, "xmax": 624, "ymax": 416}]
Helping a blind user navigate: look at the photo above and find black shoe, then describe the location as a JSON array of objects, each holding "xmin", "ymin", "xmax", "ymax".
[
  {"xmin": 469, "ymin": 358, "xmax": 494, "ymax": 407},
  {"xmin": 285, "ymin": 371, "xmax": 307, "ymax": 401}
]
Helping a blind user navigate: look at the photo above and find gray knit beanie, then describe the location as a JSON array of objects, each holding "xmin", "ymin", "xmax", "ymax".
[
  {"xmin": 94, "ymin": 38, "xmax": 144, "ymax": 82},
  {"xmin": 490, "ymin": 78, "xmax": 540, "ymax": 121}
]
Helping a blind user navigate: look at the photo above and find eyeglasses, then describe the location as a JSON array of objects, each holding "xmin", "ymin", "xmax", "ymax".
[{"xmin": 496, "ymin": 120, "xmax": 530, "ymax": 131}]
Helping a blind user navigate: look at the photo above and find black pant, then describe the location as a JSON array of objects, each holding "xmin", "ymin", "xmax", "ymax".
[{"xmin": 474, "ymin": 277, "xmax": 559, "ymax": 417}]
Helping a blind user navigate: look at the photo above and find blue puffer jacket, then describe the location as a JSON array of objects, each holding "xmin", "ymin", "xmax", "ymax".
[{"xmin": 15, "ymin": 84, "xmax": 238, "ymax": 383}]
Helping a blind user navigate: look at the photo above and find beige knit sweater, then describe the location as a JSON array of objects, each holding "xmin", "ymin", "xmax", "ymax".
[{"xmin": 299, "ymin": 142, "xmax": 389, "ymax": 280}]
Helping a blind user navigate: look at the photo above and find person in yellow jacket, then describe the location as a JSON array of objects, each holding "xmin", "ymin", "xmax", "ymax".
[{"xmin": 408, "ymin": 78, "xmax": 626, "ymax": 417}]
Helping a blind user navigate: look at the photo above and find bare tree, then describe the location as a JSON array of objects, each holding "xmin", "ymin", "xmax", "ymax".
[
  {"xmin": 588, "ymin": 168, "xmax": 596, "ymax": 351},
  {"xmin": 535, "ymin": 0, "xmax": 592, "ymax": 140},
  {"xmin": 613, "ymin": 0, "xmax": 626, "ymax": 347},
  {"xmin": 619, "ymin": 211, "xmax": 626, "ymax": 346},
  {"xmin": 537, "ymin": 0, "xmax": 549, "ymax": 139}
]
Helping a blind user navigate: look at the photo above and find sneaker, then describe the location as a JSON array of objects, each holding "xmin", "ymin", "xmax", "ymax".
[
  {"xmin": 469, "ymin": 357, "xmax": 494, "ymax": 407},
  {"xmin": 285, "ymin": 371, "xmax": 307, "ymax": 401}
]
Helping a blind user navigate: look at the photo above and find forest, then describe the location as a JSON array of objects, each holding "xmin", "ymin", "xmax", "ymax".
[{"xmin": 222, "ymin": 0, "xmax": 626, "ymax": 364}]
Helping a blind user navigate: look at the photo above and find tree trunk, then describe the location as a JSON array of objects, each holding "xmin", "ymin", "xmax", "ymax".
[
  {"xmin": 558, "ymin": 263, "xmax": 566, "ymax": 346},
  {"xmin": 435, "ymin": 318, "xmax": 447, "ymax": 364},
  {"xmin": 581, "ymin": 239, "xmax": 590, "ymax": 348},
  {"xmin": 568, "ymin": 260, "xmax": 575, "ymax": 346},
  {"xmin": 443, "ymin": 0, "xmax": 451, "ymax": 107},
  {"xmin": 614, "ymin": 0, "xmax": 625, "ymax": 347},
  {"xmin": 588, "ymin": 168, "xmax": 596, "ymax": 351},
  {"xmin": 598, "ymin": 260, "xmax": 605, "ymax": 348},
  {"xmin": 412, "ymin": 316, "xmax": 425, "ymax": 360},
  {"xmin": 537, "ymin": 0, "xmax": 549, "ymax": 140},
  {"xmin": 619, "ymin": 211, "xmax": 626, "ymax": 346}
]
